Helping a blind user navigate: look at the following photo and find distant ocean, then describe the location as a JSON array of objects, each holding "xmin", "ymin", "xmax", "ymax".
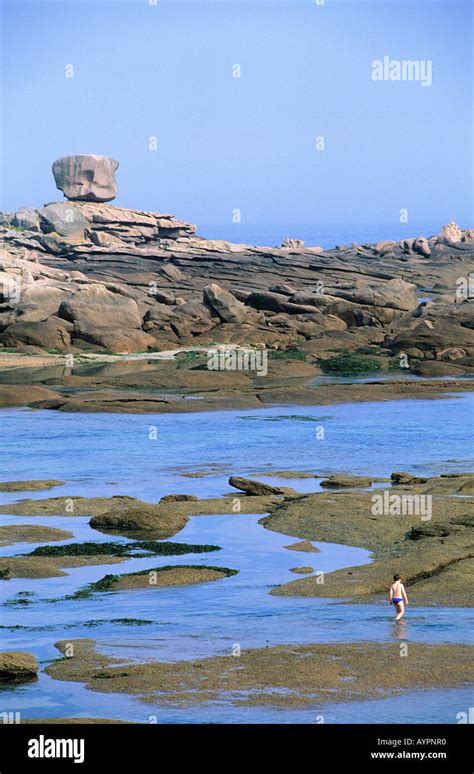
[{"xmin": 195, "ymin": 221, "xmax": 463, "ymax": 250}]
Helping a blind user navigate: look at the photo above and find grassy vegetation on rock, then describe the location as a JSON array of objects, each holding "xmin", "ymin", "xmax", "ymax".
[{"xmin": 320, "ymin": 354, "xmax": 381, "ymax": 374}]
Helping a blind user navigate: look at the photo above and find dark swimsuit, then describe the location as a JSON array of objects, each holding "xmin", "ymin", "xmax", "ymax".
[{"xmin": 392, "ymin": 597, "xmax": 403, "ymax": 604}]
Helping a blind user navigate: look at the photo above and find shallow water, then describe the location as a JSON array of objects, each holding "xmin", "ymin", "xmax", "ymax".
[
  {"xmin": 0, "ymin": 394, "xmax": 473, "ymax": 497},
  {"xmin": 0, "ymin": 394, "xmax": 472, "ymax": 722}
]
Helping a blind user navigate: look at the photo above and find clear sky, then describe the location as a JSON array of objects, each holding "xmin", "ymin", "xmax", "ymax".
[{"xmin": 0, "ymin": 0, "xmax": 472, "ymax": 240}]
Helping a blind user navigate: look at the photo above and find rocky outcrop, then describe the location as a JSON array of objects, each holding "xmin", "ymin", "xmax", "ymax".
[
  {"xmin": 1, "ymin": 318, "xmax": 72, "ymax": 351},
  {"xmin": 437, "ymin": 221, "xmax": 463, "ymax": 246},
  {"xmin": 386, "ymin": 301, "xmax": 474, "ymax": 361},
  {"xmin": 228, "ymin": 476, "xmax": 285, "ymax": 496},
  {"xmin": 282, "ymin": 238, "xmax": 305, "ymax": 249},
  {"xmin": 0, "ymin": 385, "xmax": 62, "ymax": 407},
  {"xmin": 0, "ymin": 157, "xmax": 472, "ymax": 360},
  {"xmin": 284, "ymin": 540, "xmax": 320, "ymax": 553},
  {"xmin": 56, "ymin": 285, "xmax": 158, "ymax": 353},
  {"xmin": 0, "ymin": 652, "xmax": 38, "ymax": 683},
  {"xmin": 391, "ymin": 472, "xmax": 428, "ymax": 485}
]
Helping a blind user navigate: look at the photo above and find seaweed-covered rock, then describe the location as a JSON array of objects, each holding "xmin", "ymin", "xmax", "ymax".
[
  {"xmin": 0, "ymin": 652, "xmax": 38, "ymax": 683},
  {"xmin": 391, "ymin": 472, "xmax": 428, "ymax": 485}
]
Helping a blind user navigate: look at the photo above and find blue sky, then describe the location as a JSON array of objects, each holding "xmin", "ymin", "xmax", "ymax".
[{"xmin": 0, "ymin": 0, "xmax": 472, "ymax": 239}]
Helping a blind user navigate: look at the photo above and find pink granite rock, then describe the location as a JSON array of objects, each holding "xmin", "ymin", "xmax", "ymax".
[{"xmin": 52, "ymin": 155, "xmax": 119, "ymax": 202}]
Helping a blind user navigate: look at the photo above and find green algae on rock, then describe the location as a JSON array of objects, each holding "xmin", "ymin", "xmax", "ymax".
[
  {"xmin": 0, "ymin": 480, "xmax": 65, "ymax": 492},
  {"xmin": 45, "ymin": 639, "xmax": 474, "ymax": 708},
  {"xmin": 0, "ymin": 524, "xmax": 73, "ymax": 547},
  {"xmin": 320, "ymin": 354, "xmax": 382, "ymax": 374},
  {"xmin": 0, "ymin": 554, "xmax": 126, "ymax": 580},
  {"xmin": 260, "ymin": 475, "xmax": 474, "ymax": 606},
  {"xmin": 27, "ymin": 540, "xmax": 221, "ymax": 558},
  {"xmin": 284, "ymin": 540, "xmax": 320, "ymax": 553},
  {"xmin": 72, "ymin": 565, "xmax": 239, "ymax": 597}
]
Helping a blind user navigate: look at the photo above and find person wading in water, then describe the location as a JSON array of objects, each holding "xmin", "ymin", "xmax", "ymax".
[{"xmin": 389, "ymin": 574, "xmax": 409, "ymax": 621}]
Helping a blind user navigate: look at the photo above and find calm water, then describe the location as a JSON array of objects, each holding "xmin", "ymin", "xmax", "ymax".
[
  {"xmin": 0, "ymin": 394, "xmax": 472, "ymax": 722},
  {"xmin": 196, "ymin": 221, "xmax": 454, "ymax": 249}
]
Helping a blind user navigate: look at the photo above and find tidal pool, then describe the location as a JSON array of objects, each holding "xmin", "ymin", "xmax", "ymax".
[{"xmin": 0, "ymin": 394, "xmax": 472, "ymax": 722}]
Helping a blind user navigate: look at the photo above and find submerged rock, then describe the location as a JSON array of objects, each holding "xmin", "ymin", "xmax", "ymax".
[
  {"xmin": 0, "ymin": 479, "xmax": 64, "ymax": 491},
  {"xmin": 284, "ymin": 540, "xmax": 320, "ymax": 553},
  {"xmin": 0, "ymin": 524, "xmax": 72, "ymax": 546},
  {"xmin": 261, "ymin": 482, "xmax": 474, "ymax": 606}
]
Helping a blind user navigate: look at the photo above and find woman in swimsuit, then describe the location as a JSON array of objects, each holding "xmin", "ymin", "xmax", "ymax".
[{"xmin": 389, "ymin": 574, "xmax": 409, "ymax": 621}]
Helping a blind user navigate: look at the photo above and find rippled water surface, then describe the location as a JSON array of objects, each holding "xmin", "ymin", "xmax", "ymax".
[{"xmin": 0, "ymin": 394, "xmax": 472, "ymax": 722}]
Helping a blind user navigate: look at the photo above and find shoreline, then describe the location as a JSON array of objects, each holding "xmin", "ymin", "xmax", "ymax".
[{"xmin": 0, "ymin": 350, "xmax": 473, "ymax": 414}]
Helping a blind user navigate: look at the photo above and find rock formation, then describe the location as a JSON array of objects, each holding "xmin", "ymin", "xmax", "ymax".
[
  {"xmin": 0, "ymin": 158, "xmax": 472, "ymax": 361},
  {"xmin": 282, "ymin": 238, "xmax": 305, "ymax": 249},
  {"xmin": 52, "ymin": 154, "xmax": 119, "ymax": 202}
]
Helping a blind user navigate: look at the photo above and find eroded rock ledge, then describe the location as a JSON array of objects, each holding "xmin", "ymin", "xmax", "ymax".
[{"xmin": 0, "ymin": 193, "xmax": 472, "ymax": 364}]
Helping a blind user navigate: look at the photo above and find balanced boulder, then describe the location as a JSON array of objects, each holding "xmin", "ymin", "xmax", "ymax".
[{"xmin": 52, "ymin": 154, "xmax": 119, "ymax": 202}]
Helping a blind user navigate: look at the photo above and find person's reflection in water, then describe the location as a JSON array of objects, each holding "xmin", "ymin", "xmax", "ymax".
[{"xmin": 392, "ymin": 619, "xmax": 408, "ymax": 640}]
